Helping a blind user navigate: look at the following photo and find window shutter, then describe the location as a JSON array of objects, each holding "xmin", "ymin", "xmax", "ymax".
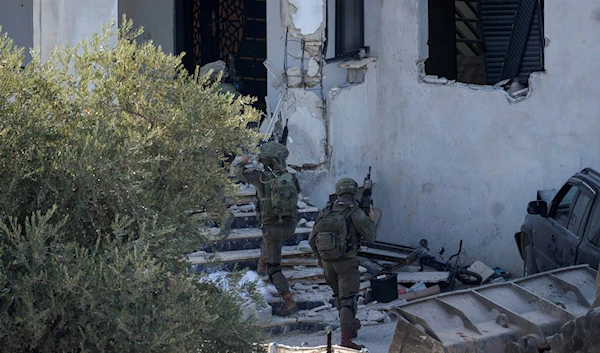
[{"xmin": 478, "ymin": 0, "xmax": 544, "ymax": 85}]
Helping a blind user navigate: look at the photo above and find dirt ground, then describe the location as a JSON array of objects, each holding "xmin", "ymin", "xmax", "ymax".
[{"xmin": 267, "ymin": 320, "xmax": 398, "ymax": 353}]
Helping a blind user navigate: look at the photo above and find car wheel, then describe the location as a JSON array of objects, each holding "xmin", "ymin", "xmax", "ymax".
[{"xmin": 523, "ymin": 244, "xmax": 538, "ymax": 276}]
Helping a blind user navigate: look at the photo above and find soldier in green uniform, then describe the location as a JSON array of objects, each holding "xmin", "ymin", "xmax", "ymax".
[
  {"xmin": 308, "ymin": 178, "xmax": 377, "ymax": 350},
  {"xmin": 236, "ymin": 142, "xmax": 300, "ymax": 316}
]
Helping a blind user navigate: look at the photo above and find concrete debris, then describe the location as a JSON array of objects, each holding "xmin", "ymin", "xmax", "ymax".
[
  {"xmin": 297, "ymin": 200, "xmax": 308, "ymax": 209},
  {"xmin": 293, "ymin": 283, "xmax": 310, "ymax": 291},
  {"xmin": 467, "ymin": 260, "xmax": 496, "ymax": 283},
  {"xmin": 230, "ymin": 203, "xmax": 256, "ymax": 213},
  {"xmin": 338, "ymin": 57, "xmax": 377, "ymax": 69},
  {"xmin": 241, "ymin": 300, "xmax": 273, "ymax": 323},
  {"xmin": 199, "ymin": 60, "xmax": 228, "ymax": 81},
  {"xmin": 367, "ymin": 309, "xmax": 386, "ymax": 322},
  {"xmin": 202, "ymin": 270, "xmax": 275, "ymax": 323},
  {"xmin": 304, "ymin": 73, "xmax": 322, "ymax": 88},
  {"xmin": 306, "ymin": 221, "xmax": 315, "ymax": 228},
  {"xmin": 303, "ymin": 42, "xmax": 322, "ymax": 57},
  {"xmin": 238, "ymin": 183, "xmax": 256, "ymax": 194},
  {"xmin": 297, "ymin": 218, "xmax": 308, "ymax": 227},
  {"xmin": 286, "ymin": 66, "xmax": 303, "ymax": 87},
  {"xmin": 297, "ymin": 50, "xmax": 311, "ymax": 59},
  {"xmin": 423, "ymin": 75, "xmax": 449, "ymax": 84},
  {"xmin": 307, "ymin": 58, "xmax": 320, "ymax": 77},
  {"xmin": 282, "ymin": 89, "xmax": 326, "ymax": 168},
  {"xmin": 297, "ymin": 240, "xmax": 313, "ymax": 253},
  {"xmin": 549, "ymin": 308, "xmax": 600, "ymax": 353}
]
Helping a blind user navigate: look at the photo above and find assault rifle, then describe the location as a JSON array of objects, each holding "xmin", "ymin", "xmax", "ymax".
[{"xmin": 359, "ymin": 166, "xmax": 373, "ymax": 215}]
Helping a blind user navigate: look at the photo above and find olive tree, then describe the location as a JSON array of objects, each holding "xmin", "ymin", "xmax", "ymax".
[{"xmin": 0, "ymin": 19, "xmax": 265, "ymax": 353}]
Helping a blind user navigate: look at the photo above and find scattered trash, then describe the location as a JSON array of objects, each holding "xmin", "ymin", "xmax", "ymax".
[
  {"xmin": 467, "ymin": 261, "xmax": 496, "ymax": 284},
  {"xmin": 407, "ymin": 281, "xmax": 426, "ymax": 292}
]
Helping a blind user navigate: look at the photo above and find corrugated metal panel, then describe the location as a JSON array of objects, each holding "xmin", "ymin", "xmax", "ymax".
[{"xmin": 478, "ymin": 0, "xmax": 544, "ymax": 85}]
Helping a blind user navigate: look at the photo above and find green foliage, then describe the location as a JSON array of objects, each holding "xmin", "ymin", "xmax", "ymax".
[
  {"xmin": 0, "ymin": 19, "xmax": 265, "ymax": 352},
  {"xmin": 0, "ymin": 208, "xmax": 265, "ymax": 352}
]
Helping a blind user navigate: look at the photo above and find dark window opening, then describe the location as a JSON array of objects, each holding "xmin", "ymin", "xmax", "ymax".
[
  {"xmin": 426, "ymin": 0, "xmax": 544, "ymax": 87},
  {"xmin": 334, "ymin": 0, "xmax": 365, "ymax": 59}
]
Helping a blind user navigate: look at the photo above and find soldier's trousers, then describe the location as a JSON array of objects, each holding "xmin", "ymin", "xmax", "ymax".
[
  {"xmin": 262, "ymin": 220, "xmax": 297, "ymax": 295},
  {"xmin": 322, "ymin": 258, "xmax": 360, "ymax": 331}
]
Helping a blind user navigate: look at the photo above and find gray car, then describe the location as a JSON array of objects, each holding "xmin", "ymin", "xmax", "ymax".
[{"xmin": 515, "ymin": 168, "xmax": 600, "ymax": 275}]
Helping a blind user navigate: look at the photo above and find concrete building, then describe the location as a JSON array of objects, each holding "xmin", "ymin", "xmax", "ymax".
[{"xmin": 2, "ymin": 0, "xmax": 599, "ymax": 275}]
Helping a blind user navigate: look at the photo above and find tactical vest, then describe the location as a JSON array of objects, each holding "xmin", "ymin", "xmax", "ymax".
[
  {"xmin": 314, "ymin": 204, "xmax": 358, "ymax": 261},
  {"xmin": 259, "ymin": 171, "xmax": 298, "ymax": 222}
]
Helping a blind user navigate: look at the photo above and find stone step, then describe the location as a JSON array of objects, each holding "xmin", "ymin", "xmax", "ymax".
[
  {"xmin": 230, "ymin": 207, "xmax": 319, "ymax": 229},
  {"xmin": 189, "ymin": 245, "xmax": 312, "ymax": 265},
  {"xmin": 203, "ymin": 227, "xmax": 312, "ymax": 252}
]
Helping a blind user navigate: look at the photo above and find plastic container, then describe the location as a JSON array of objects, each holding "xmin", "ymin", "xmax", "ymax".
[{"xmin": 369, "ymin": 272, "xmax": 398, "ymax": 303}]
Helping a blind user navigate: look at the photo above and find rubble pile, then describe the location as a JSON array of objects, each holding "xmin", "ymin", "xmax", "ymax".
[{"xmin": 190, "ymin": 182, "xmax": 513, "ymax": 337}]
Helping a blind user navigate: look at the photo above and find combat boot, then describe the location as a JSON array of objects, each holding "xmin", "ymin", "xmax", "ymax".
[
  {"xmin": 341, "ymin": 329, "xmax": 365, "ymax": 350},
  {"xmin": 278, "ymin": 291, "xmax": 299, "ymax": 317},
  {"xmin": 256, "ymin": 253, "xmax": 266, "ymax": 276},
  {"xmin": 352, "ymin": 318, "xmax": 361, "ymax": 339}
]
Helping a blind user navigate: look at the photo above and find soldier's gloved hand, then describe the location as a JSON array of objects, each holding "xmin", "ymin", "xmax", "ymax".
[
  {"xmin": 369, "ymin": 205, "xmax": 375, "ymax": 221},
  {"xmin": 316, "ymin": 259, "xmax": 323, "ymax": 268}
]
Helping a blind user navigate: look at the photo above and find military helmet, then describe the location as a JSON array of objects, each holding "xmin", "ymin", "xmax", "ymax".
[
  {"xmin": 335, "ymin": 178, "xmax": 358, "ymax": 195},
  {"xmin": 259, "ymin": 141, "xmax": 289, "ymax": 159}
]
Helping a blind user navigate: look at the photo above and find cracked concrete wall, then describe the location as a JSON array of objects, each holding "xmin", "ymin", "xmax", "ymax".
[
  {"xmin": 281, "ymin": 0, "xmax": 325, "ymax": 41},
  {"xmin": 272, "ymin": 0, "xmax": 600, "ymax": 276},
  {"xmin": 282, "ymin": 89, "xmax": 327, "ymax": 168},
  {"xmin": 367, "ymin": 0, "xmax": 600, "ymax": 276}
]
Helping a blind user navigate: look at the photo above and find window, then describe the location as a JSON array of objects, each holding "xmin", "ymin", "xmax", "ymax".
[
  {"xmin": 425, "ymin": 0, "xmax": 544, "ymax": 86},
  {"xmin": 334, "ymin": 0, "xmax": 364, "ymax": 59},
  {"xmin": 552, "ymin": 185, "xmax": 578, "ymax": 228},
  {"xmin": 585, "ymin": 203, "xmax": 600, "ymax": 248},
  {"xmin": 567, "ymin": 192, "xmax": 593, "ymax": 236}
]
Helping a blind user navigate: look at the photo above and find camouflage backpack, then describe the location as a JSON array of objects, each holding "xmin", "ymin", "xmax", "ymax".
[
  {"xmin": 314, "ymin": 205, "xmax": 358, "ymax": 260},
  {"xmin": 263, "ymin": 171, "xmax": 298, "ymax": 221}
]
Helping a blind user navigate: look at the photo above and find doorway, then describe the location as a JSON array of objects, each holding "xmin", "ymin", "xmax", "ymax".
[{"xmin": 176, "ymin": 0, "xmax": 268, "ymax": 109}]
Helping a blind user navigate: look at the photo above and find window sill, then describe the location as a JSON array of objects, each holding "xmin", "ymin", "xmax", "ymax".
[
  {"xmin": 338, "ymin": 56, "xmax": 377, "ymax": 69},
  {"xmin": 337, "ymin": 57, "xmax": 377, "ymax": 84}
]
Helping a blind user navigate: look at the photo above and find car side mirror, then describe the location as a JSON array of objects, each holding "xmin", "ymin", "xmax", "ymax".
[{"xmin": 527, "ymin": 200, "xmax": 548, "ymax": 216}]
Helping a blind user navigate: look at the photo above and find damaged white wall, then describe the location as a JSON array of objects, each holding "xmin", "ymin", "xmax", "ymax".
[
  {"xmin": 32, "ymin": 0, "xmax": 118, "ymax": 62},
  {"xmin": 269, "ymin": 0, "xmax": 600, "ymax": 275},
  {"xmin": 367, "ymin": 0, "xmax": 600, "ymax": 275}
]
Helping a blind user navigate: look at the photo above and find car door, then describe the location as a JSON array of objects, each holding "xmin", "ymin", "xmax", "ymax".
[
  {"xmin": 531, "ymin": 180, "xmax": 579, "ymax": 271},
  {"xmin": 560, "ymin": 185, "xmax": 594, "ymax": 266},
  {"xmin": 577, "ymin": 198, "xmax": 600, "ymax": 269}
]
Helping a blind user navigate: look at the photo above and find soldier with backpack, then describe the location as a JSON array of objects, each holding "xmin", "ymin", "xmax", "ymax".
[
  {"xmin": 308, "ymin": 178, "xmax": 377, "ymax": 350},
  {"xmin": 236, "ymin": 141, "xmax": 301, "ymax": 316}
]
